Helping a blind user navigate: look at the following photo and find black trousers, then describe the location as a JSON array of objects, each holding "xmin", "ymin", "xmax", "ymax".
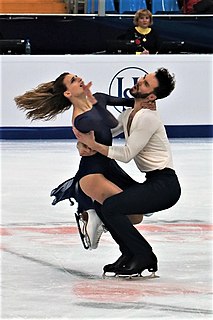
[{"xmin": 96, "ymin": 168, "xmax": 181, "ymax": 258}]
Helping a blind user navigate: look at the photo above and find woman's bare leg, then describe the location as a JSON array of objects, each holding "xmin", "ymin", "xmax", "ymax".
[
  {"xmin": 80, "ymin": 173, "xmax": 122, "ymax": 203},
  {"xmin": 128, "ymin": 215, "xmax": 143, "ymax": 224},
  {"xmin": 80, "ymin": 174, "xmax": 143, "ymax": 224}
]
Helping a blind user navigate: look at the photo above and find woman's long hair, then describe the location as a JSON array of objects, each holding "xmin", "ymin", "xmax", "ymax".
[{"xmin": 14, "ymin": 72, "xmax": 72, "ymax": 121}]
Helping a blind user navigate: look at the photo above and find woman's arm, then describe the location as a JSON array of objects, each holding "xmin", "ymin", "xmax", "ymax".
[
  {"xmin": 105, "ymin": 93, "xmax": 134, "ymax": 108},
  {"xmin": 111, "ymin": 112, "xmax": 124, "ymax": 138}
]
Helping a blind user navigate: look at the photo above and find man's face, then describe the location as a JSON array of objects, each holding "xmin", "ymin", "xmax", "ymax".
[{"xmin": 130, "ymin": 73, "xmax": 159, "ymax": 99}]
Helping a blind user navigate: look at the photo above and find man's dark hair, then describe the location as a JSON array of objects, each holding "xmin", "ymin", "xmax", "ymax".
[{"xmin": 154, "ymin": 68, "xmax": 175, "ymax": 99}]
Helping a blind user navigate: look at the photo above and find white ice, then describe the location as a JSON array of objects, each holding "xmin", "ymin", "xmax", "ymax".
[{"xmin": 1, "ymin": 138, "xmax": 212, "ymax": 319}]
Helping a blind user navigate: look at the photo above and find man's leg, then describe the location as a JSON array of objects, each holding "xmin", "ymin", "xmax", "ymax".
[
  {"xmin": 101, "ymin": 170, "xmax": 181, "ymax": 275},
  {"xmin": 94, "ymin": 201, "xmax": 133, "ymax": 274},
  {"xmin": 101, "ymin": 196, "xmax": 156, "ymax": 275}
]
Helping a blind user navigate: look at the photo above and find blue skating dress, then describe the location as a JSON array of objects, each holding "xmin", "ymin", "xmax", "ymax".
[{"xmin": 51, "ymin": 93, "xmax": 137, "ymax": 212}]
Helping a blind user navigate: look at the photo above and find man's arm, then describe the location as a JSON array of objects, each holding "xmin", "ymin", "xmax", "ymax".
[{"xmin": 73, "ymin": 112, "xmax": 160, "ymax": 163}]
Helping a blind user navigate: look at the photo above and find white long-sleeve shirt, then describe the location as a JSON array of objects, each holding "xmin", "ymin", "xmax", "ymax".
[{"xmin": 109, "ymin": 108, "xmax": 173, "ymax": 172}]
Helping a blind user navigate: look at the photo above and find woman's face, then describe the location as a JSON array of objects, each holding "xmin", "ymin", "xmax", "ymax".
[
  {"xmin": 63, "ymin": 73, "xmax": 85, "ymax": 98},
  {"xmin": 137, "ymin": 15, "xmax": 151, "ymax": 28}
]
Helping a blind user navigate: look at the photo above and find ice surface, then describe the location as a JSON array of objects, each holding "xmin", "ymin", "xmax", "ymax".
[{"xmin": 1, "ymin": 139, "xmax": 212, "ymax": 319}]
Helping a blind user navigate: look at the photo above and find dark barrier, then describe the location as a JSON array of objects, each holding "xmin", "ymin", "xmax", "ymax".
[
  {"xmin": 0, "ymin": 14, "xmax": 212, "ymax": 54},
  {"xmin": 1, "ymin": 125, "xmax": 212, "ymax": 139}
]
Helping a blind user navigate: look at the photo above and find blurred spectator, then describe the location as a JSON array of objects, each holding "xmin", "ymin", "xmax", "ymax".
[
  {"xmin": 147, "ymin": 0, "xmax": 182, "ymax": 11},
  {"xmin": 193, "ymin": 0, "xmax": 213, "ymax": 13},
  {"xmin": 145, "ymin": 0, "xmax": 152, "ymax": 11},
  {"xmin": 182, "ymin": 0, "xmax": 202, "ymax": 13},
  {"xmin": 177, "ymin": 0, "xmax": 184, "ymax": 9},
  {"xmin": 119, "ymin": 9, "xmax": 159, "ymax": 54}
]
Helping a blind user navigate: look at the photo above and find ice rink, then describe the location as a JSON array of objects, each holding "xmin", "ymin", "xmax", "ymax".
[{"xmin": 1, "ymin": 138, "xmax": 212, "ymax": 319}]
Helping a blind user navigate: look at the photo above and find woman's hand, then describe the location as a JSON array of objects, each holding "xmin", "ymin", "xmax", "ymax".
[
  {"xmin": 141, "ymin": 49, "xmax": 149, "ymax": 55},
  {"xmin": 83, "ymin": 81, "xmax": 97, "ymax": 105},
  {"xmin": 138, "ymin": 47, "xmax": 149, "ymax": 55},
  {"xmin": 141, "ymin": 99, "xmax": 156, "ymax": 110}
]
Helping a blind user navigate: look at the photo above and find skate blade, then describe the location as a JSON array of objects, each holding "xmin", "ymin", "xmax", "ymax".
[
  {"xmin": 102, "ymin": 272, "xmax": 116, "ymax": 279},
  {"xmin": 103, "ymin": 272, "xmax": 159, "ymax": 280},
  {"xmin": 75, "ymin": 213, "xmax": 91, "ymax": 250},
  {"xmin": 141, "ymin": 272, "xmax": 160, "ymax": 279}
]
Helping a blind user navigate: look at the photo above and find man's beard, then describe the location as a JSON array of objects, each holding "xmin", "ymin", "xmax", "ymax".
[{"xmin": 129, "ymin": 87, "xmax": 151, "ymax": 99}]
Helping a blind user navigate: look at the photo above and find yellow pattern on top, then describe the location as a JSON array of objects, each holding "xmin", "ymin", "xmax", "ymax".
[{"xmin": 135, "ymin": 26, "xmax": 151, "ymax": 35}]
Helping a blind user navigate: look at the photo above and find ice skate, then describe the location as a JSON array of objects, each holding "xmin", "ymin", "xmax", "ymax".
[
  {"xmin": 114, "ymin": 252, "xmax": 159, "ymax": 279},
  {"xmin": 75, "ymin": 209, "xmax": 104, "ymax": 250},
  {"xmin": 86, "ymin": 209, "xmax": 105, "ymax": 249},
  {"xmin": 102, "ymin": 254, "xmax": 132, "ymax": 278}
]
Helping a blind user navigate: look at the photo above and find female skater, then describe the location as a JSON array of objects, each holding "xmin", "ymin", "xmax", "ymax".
[{"xmin": 14, "ymin": 72, "xmax": 144, "ymax": 251}]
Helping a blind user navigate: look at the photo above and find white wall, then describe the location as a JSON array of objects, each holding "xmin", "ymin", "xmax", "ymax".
[{"xmin": 0, "ymin": 54, "xmax": 212, "ymax": 127}]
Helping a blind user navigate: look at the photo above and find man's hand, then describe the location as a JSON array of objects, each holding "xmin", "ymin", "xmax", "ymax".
[
  {"xmin": 73, "ymin": 127, "xmax": 109, "ymax": 157},
  {"xmin": 73, "ymin": 127, "xmax": 96, "ymax": 150},
  {"xmin": 76, "ymin": 141, "xmax": 97, "ymax": 156}
]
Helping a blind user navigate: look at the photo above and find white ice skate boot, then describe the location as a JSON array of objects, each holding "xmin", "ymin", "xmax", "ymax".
[{"xmin": 83, "ymin": 209, "xmax": 105, "ymax": 249}]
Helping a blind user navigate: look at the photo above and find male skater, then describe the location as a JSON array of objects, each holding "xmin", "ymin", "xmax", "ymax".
[{"xmin": 74, "ymin": 68, "xmax": 181, "ymax": 276}]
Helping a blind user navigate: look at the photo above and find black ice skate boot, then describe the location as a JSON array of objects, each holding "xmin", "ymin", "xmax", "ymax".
[
  {"xmin": 103, "ymin": 254, "xmax": 132, "ymax": 277},
  {"xmin": 115, "ymin": 252, "xmax": 158, "ymax": 278}
]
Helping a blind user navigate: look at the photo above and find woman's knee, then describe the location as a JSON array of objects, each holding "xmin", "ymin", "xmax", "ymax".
[
  {"xmin": 79, "ymin": 175, "xmax": 106, "ymax": 202},
  {"xmin": 128, "ymin": 214, "xmax": 143, "ymax": 225},
  {"xmin": 80, "ymin": 174, "xmax": 122, "ymax": 203}
]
